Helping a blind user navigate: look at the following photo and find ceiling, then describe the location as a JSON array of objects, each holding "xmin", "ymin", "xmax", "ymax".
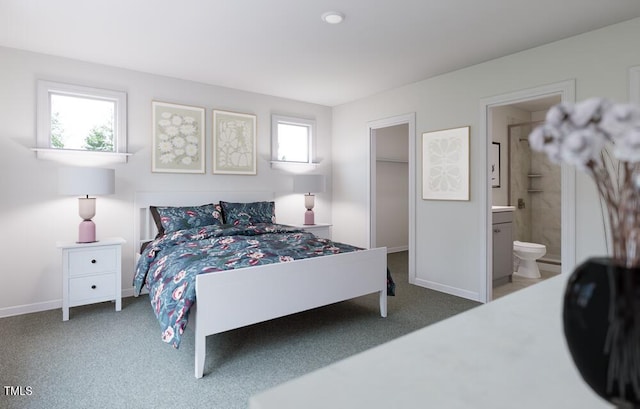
[{"xmin": 2, "ymin": 1, "xmax": 640, "ymax": 107}]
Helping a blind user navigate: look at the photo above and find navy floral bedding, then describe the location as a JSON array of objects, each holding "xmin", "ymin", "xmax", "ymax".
[{"xmin": 133, "ymin": 223, "xmax": 363, "ymax": 348}]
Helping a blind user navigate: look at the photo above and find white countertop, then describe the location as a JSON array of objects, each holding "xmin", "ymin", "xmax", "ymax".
[
  {"xmin": 250, "ymin": 273, "xmax": 612, "ymax": 409},
  {"xmin": 492, "ymin": 205, "xmax": 516, "ymax": 212}
]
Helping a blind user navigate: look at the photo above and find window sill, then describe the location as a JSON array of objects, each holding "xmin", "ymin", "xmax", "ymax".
[
  {"xmin": 32, "ymin": 148, "xmax": 132, "ymax": 166},
  {"xmin": 270, "ymin": 161, "xmax": 319, "ymax": 172}
]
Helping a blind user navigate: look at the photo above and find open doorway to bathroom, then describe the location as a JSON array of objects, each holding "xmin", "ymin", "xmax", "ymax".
[
  {"xmin": 490, "ymin": 96, "xmax": 563, "ymax": 299},
  {"xmin": 481, "ymin": 80, "xmax": 575, "ymax": 303}
]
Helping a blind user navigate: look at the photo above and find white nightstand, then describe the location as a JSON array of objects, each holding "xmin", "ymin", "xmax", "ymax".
[
  {"xmin": 57, "ymin": 237, "xmax": 125, "ymax": 321},
  {"xmin": 292, "ymin": 223, "xmax": 332, "ymax": 239}
]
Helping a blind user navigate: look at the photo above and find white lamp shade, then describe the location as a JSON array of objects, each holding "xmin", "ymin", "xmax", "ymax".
[
  {"xmin": 293, "ymin": 174, "xmax": 326, "ymax": 194},
  {"xmin": 59, "ymin": 167, "xmax": 115, "ymax": 196}
]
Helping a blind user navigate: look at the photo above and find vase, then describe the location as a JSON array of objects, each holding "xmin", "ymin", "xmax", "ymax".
[{"xmin": 563, "ymin": 257, "xmax": 640, "ymax": 408}]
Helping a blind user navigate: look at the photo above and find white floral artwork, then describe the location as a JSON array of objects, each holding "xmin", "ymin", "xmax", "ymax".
[
  {"xmin": 422, "ymin": 126, "xmax": 470, "ymax": 200},
  {"xmin": 152, "ymin": 101, "xmax": 205, "ymax": 173},
  {"xmin": 212, "ymin": 110, "xmax": 257, "ymax": 175}
]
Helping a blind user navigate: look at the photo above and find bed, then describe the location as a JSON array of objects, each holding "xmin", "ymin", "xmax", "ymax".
[{"xmin": 133, "ymin": 191, "xmax": 389, "ymax": 378}]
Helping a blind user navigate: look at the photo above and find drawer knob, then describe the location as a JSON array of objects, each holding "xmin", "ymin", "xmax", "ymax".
[
  {"xmin": 91, "ymin": 259, "xmax": 97, "ymax": 264},
  {"xmin": 91, "ymin": 285, "xmax": 97, "ymax": 289}
]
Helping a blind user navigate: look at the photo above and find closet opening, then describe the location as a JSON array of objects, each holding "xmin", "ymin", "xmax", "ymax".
[{"xmin": 368, "ymin": 113, "xmax": 416, "ymax": 283}]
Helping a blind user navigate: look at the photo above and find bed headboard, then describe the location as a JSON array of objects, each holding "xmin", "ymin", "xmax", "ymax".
[{"xmin": 133, "ymin": 191, "xmax": 275, "ymax": 254}]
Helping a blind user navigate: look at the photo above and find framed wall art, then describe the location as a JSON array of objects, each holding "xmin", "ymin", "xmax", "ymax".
[
  {"xmin": 212, "ymin": 110, "xmax": 257, "ymax": 175},
  {"xmin": 491, "ymin": 142, "xmax": 501, "ymax": 188},
  {"xmin": 422, "ymin": 126, "xmax": 470, "ymax": 201},
  {"xmin": 151, "ymin": 101, "xmax": 205, "ymax": 173}
]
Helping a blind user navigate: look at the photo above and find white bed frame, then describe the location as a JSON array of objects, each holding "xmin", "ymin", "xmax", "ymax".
[{"xmin": 133, "ymin": 191, "xmax": 388, "ymax": 378}]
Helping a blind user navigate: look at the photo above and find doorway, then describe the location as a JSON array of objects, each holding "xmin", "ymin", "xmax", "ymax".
[
  {"xmin": 480, "ymin": 80, "xmax": 576, "ymax": 302},
  {"xmin": 368, "ymin": 113, "xmax": 416, "ymax": 282},
  {"xmin": 490, "ymin": 96, "xmax": 562, "ymax": 299}
]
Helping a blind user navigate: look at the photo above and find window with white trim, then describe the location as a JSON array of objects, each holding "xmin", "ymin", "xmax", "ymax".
[
  {"xmin": 36, "ymin": 80, "xmax": 128, "ymax": 163},
  {"xmin": 271, "ymin": 115, "xmax": 315, "ymax": 164}
]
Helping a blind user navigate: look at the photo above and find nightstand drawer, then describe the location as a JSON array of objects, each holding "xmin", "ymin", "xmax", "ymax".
[
  {"xmin": 68, "ymin": 248, "xmax": 117, "ymax": 276},
  {"xmin": 69, "ymin": 273, "xmax": 116, "ymax": 303}
]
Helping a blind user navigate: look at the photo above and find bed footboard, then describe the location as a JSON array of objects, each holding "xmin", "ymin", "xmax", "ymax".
[{"xmin": 193, "ymin": 247, "xmax": 387, "ymax": 378}]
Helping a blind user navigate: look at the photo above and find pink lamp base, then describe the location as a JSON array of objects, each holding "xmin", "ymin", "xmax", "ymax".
[
  {"xmin": 304, "ymin": 210, "xmax": 315, "ymax": 225},
  {"xmin": 78, "ymin": 220, "xmax": 97, "ymax": 243}
]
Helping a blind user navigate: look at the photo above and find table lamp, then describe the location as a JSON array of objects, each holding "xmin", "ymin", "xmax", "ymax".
[
  {"xmin": 293, "ymin": 174, "xmax": 326, "ymax": 225},
  {"xmin": 59, "ymin": 167, "xmax": 115, "ymax": 243}
]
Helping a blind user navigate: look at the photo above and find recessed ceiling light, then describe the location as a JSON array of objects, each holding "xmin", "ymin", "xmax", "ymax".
[{"xmin": 321, "ymin": 11, "xmax": 345, "ymax": 24}]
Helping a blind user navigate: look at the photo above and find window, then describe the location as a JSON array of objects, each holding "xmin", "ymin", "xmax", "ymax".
[
  {"xmin": 271, "ymin": 115, "xmax": 315, "ymax": 164},
  {"xmin": 35, "ymin": 80, "xmax": 129, "ymax": 164}
]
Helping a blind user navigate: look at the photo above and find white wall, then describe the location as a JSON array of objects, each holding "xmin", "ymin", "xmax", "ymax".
[
  {"xmin": 490, "ymin": 105, "xmax": 531, "ymax": 206},
  {"xmin": 332, "ymin": 18, "xmax": 640, "ymax": 301},
  {"xmin": 0, "ymin": 46, "xmax": 332, "ymax": 315}
]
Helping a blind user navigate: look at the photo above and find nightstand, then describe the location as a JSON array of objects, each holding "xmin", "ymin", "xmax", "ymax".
[
  {"xmin": 57, "ymin": 237, "xmax": 125, "ymax": 321},
  {"xmin": 292, "ymin": 223, "xmax": 332, "ymax": 239}
]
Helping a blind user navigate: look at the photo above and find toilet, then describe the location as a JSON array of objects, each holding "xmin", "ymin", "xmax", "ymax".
[{"xmin": 513, "ymin": 240, "xmax": 547, "ymax": 278}]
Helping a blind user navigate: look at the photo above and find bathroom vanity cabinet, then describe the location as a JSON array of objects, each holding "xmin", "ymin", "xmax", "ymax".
[{"xmin": 492, "ymin": 210, "xmax": 514, "ymax": 287}]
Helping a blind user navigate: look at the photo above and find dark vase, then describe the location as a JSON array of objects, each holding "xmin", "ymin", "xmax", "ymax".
[{"xmin": 563, "ymin": 257, "xmax": 640, "ymax": 408}]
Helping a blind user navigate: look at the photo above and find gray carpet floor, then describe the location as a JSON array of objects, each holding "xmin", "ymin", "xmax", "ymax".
[{"xmin": 0, "ymin": 252, "xmax": 479, "ymax": 409}]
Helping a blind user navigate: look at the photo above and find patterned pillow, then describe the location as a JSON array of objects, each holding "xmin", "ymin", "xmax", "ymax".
[
  {"xmin": 220, "ymin": 201, "xmax": 276, "ymax": 225},
  {"xmin": 150, "ymin": 203, "xmax": 223, "ymax": 236}
]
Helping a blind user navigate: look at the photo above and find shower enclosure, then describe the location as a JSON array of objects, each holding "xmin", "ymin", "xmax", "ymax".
[{"xmin": 508, "ymin": 121, "xmax": 561, "ymax": 265}]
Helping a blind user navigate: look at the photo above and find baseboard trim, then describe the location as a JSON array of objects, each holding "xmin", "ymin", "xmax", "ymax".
[
  {"xmin": 0, "ymin": 287, "xmax": 140, "ymax": 319},
  {"xmin": 412, "ymin": 278, "xmax": 481, "ymax": 302},
  {"xmin": 0, "ymin": 299, "xmax": 61, "ymax": 319}
]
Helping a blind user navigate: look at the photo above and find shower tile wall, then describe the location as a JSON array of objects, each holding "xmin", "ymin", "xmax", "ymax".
[
  {"xmin": 530, "ymin": 151, "xmax": 561, "ymax": 260},
  {"xmin": 509, "ymin": 124, "xmax": 532, "ymax": 244},
  {"xmin": 509, "ymin": 123, "xmax": 561, "ymax": 262}
]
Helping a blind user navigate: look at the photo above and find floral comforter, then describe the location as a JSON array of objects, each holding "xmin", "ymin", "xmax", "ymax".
[{"xmin": 133, "ymin": 223, "xmax": 361, "ymax": 348}]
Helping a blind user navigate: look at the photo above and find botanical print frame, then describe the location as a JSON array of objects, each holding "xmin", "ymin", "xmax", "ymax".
[
  {"xmin": 422, "ymin": 126, "xmax": 470, "ymax": 201},
  {"xmin": 212, "ymin": 110, "xmax": 257, "ymax": 175},
  {"xmin": 151, "ymin": 101, "xmax": 205, "ymax": 173},
  {"xmin": 491, "ymin": 142, "xmax": 501, "ymax": 188}
]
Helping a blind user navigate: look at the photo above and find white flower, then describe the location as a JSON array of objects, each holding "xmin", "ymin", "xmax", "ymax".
[
  {"xmin": 172, "ymin": 136, "xmax": 186, "ymax": 148},
  {"xmin": 186, "ymin": 135, "xmax": 199, "ymax": 144},
  {"xmin": 158, "ymin": 119, "xmax": 171, "ymax": 127},
  {"xmin": 159, "ymin": 153, "xmax": 176, "ymax": 163},
  {"xmin": 185, "ymin": 144, "xmax": 198, "ymax": 156},
  {"xmin": 181, "ymin": 156, "xmax": 193, "ymax": 165},
  {"xmin": 528, "ymin": 124, "xmax": 564, "ymax": 164},
  {"xmin": 613, "ymin": 124, "xmax": 640, "ymax": 162},
  {"xmin": 158, "ymin": 133, "xmax": 169, "ymax": 140},
  {"xmin": 601, "ymin": 103, "xmax": 640, "ymax": 138},
  {"xmin": 561, "ymin": 128, "xmax": 605, "ymax": 169},
  {"xmin": 158, "ymin": 141, "xmax": 173, "ymax": 152},
  {"xmin": 183, "ymin": 116, "xmax": 195, "ymax": 124},
  {"xmin": 171, "ymin": 115, "xmax": 183, "ymax": 126},
  {"xmin": 570, "ymin": 98, "xmax": 609, "ymax": 127},
  {"xmin": 174, "ymin": 149, "xmax": 185, "ymax": 156},
  {"xmin": 180, "ymin": 124, "xmax": 196, "ymax": 135},
  {"xmin": 161, "ymin": 112, "xmax": 172, "ymax": 119},
  {"xmin": 529, "ymin": 124, "xmax": 552, "ymax": 152},
  {"xmin": 543, "ymin": 141, "xmax": 563, "ymax": 165},
  {"xmin": 165, "ymin": 126, "xmax": 179, "ymax": 137},
  {"xmin": 546, "ymin": 102, "xmax": 572, "ymax": 127}
]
